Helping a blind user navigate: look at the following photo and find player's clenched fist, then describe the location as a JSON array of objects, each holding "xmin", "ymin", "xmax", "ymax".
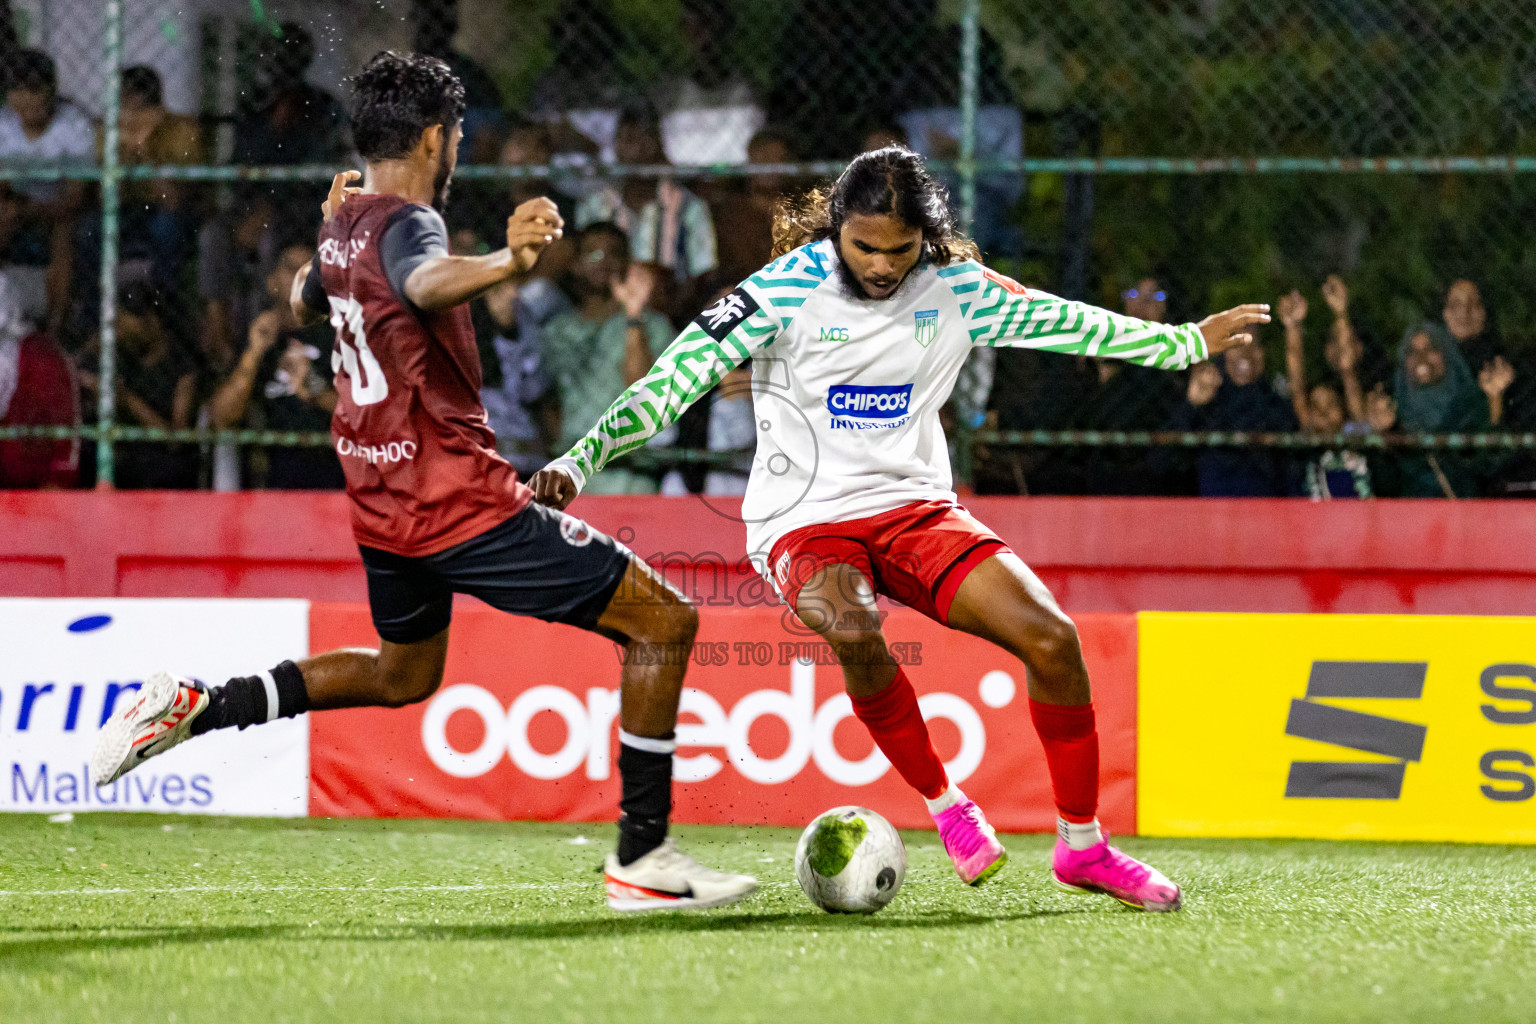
[
  {"xmin": 529, "ymin": 465, "xmax": 578, "ymax": 510},
  {"xmin": 508, "ymin": 197, "xmax": 564, "ymax": 273}
]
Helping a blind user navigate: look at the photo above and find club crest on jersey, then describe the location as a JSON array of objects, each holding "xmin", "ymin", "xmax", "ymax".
[
  {"xmin": 558, "ymin": 515, "xmax": 595, "ymax": 547},
  {"xmin": 826, "ymin": 383, "xmax": 914, "ymax": 430},
  {"xmin": 913, "ymin": 309, "xmax": 938, "ymax": 347},
  {"xmin": 693, "ymin": 287, "xmax": 761, "ymax": 342}
]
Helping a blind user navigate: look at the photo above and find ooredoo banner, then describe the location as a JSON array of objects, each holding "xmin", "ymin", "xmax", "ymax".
[
  {"xmin": 0, "ymin": 598, "xmax": 311, "ymax": 816},
  {"xmin": 1139, "ymin": 612, "xmax": 1536, "ymax": 844},
  {"xmin": 309, "ymin": 605, "xmax": 1139, "ymax": 832}
]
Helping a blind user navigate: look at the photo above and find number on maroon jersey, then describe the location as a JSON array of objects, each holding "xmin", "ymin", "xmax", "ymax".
[{"xmin": 327, "ymin": 295, "xmax": 389, "ymax": 406}]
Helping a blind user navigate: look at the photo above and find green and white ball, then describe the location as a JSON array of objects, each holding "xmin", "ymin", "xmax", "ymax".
[{"xmin": 794, "ymin": 806, "xmax": 907, "ymax": 914}]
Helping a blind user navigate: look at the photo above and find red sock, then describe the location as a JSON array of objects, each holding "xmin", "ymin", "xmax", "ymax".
[
  {"xmin": 1028, "ymin": 698, "xmax": 1099, "ymax": 823},
  {"xmin": 850, "ymin": 668, "xmax": 949, "ymax": 800}
]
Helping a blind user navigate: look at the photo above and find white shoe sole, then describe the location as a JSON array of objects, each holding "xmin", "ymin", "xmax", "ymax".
[
  {"xmin": 606, "ymin": 882, "xmax": 757, "ymax": 913},
  {"xmin": 89, "ymin": 671, "xmax": 181, "ymax": 787}
]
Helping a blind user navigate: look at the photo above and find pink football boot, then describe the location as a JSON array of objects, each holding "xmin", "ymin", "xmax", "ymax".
[
  {"xmin": 1052, "ymin": 835, "xmax": 1182, "ymax": 912},
  {"xmin": 933, "ymin": 798, "xmax": 1009, "ymax": 886}
]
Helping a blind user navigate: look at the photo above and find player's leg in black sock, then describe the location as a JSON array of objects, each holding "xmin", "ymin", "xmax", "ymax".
[
  {"xmin": 595, "ymin": 559, "xmax": 700, "ymax": 865},
  {"xmin": 190, "ymin": 632, "xmax": 451, "ymax": 737},
  {"xmin": 617, "ymin": 733, "xmax": 676, "ymax": 865},
  {"xmin": 189, "ymin": 660, "xmax": 310, "ymax": 735}
]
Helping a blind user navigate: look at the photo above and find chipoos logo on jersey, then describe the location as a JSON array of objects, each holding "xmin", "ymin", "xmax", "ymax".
[{"xmin": 826, "ymin": 384, "xmax": 914, "ymax": 430}]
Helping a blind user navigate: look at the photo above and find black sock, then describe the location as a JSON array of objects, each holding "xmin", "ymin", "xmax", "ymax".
[
  {"xmin": 616, "ymin": 733, "xmax": 675, "ymax": 866},
  {"xmin": 190, "ymin": 660, "xmax": 310, "ymax": 736}
]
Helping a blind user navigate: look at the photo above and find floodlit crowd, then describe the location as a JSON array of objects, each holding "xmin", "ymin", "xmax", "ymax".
[{"xmin": 1, "ymin": 24, "xmax": 1530, "ymax": 499}]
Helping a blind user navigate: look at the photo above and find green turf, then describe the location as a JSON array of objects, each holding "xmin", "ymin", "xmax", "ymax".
[{"xmin": 2, "ymin": 815, "xmax": 1533, "ymax": 1024}]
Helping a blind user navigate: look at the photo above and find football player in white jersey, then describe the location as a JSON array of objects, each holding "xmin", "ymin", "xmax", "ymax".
[{"xmin": 532, "ymin": 147, "xmax": 1268, "ymax": 911}]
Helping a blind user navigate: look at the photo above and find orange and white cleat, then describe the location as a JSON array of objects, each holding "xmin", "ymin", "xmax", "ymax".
[
  {"xmin": 604, "ymin": 838, "xmax": 757, "ymax": 912},
  {"xmin": 89, "ymin": 672, "xmax": 209, "ymax": 787}
]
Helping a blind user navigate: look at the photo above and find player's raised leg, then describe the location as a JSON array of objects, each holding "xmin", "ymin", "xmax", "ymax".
[
  {"xmin": 592, "ymin": 555, "xmax": 757, "ymax": 911},
  {"xmin": 90, "ymin": 631, "xmax": 450, "ymax": 787},
  {"xmin": 946, "ymin": 552, "xmax": 1181, "ymax": 912},
  {"xmin": 792, "ymin": 560, "xmax": 1007, "ymax": 886}
]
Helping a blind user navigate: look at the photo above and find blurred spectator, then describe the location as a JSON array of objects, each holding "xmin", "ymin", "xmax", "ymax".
[
  {"xmin": 859, "ymin": 123, "xmax": 907, "ymax": 153},
  {"xmin": 496, "ymin": 121, "xmax": 576, "ymax": 283},
  {"xmin": 79, "ymin": 283, "xmax": 198, "ymax": 489},
  {"xmin": 0, "ymin": 49, "xmax": 93, "ymax": 336},
  {"xmin": 92, "ymin": 67, "xmax": 202, "ymax": 298},
  {"xmin": 541, "ymin": 224, "xmax": 672, "ymax": 495},
  {"xmin": 207, "ymin": 244, "xmax": 341, "ymax": 490},
  {"xmin": 1318, "ymin": 273, "xmax": 1391, "ymax": 391},
  {"xmin": 711, "ymin": 130, "xmax": 793, "ymax": 284},
  {"xmin": 412, "ymin": 0, "xmax": 506, "ymax": 164},
  {"xmin": 1441, "ymin": 278, "xmax": 1503, "ymax": 376},
  {"xmin": 1169, "ymin": 345, "xmax": 1298, "ymax": 497},
  {"xmin": 653, "ymin": 0, "xmax": 765, "ymax": 165},
  {"xmin": 701, "ymin": 361, "xmax": 756, "ymax": 496},
  {"xmin": 1383, "ymin": 323, "xmax": 1511, "ymax": 498},
  {"xmin": 0, "ymin": 271, "xmax": 78, "ymax": 488},
  {"xmin": 1279, "ymin": 288, "xmax": 1373, "ymax": 499},
  {"xmin": 1072, "ymin": 277, "xmax": 1181, "ymax": 494},
  {"xmin": 197, "ymin": 201, "xmax": 287, "ymax": 375},
  {"xmin": 232, "ymin": 22, "xmax": 350, "ymax": 217},
  {"xmin": 575, "ymin": 108, "xmax": 718, "ymax": 298},
  {"xmin": 475, "ymin": 277, "xmax": 565, "ymax": 477}
]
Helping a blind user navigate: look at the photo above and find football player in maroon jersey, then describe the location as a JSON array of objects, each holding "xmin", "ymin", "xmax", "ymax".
[{"xmin": 91, "ymin": 51, "xmax": 755, "ymax": 912}]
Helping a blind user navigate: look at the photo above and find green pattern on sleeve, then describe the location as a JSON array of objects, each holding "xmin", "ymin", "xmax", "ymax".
[
  {"xmin": 939, "ymin": 261, "xmax": 1208, "ymax": 370},
  {"xmin": 557, "ymin": 244, "xmax": 832, "ymax": 488},
  {"xmin": 561, "ymin": 305, "xmax": 780, "ymax": 484}
]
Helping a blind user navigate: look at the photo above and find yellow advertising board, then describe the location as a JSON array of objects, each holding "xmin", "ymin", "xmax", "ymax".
[{"xmin": 1138, "ymin": 613, "xmax": 1536, "ymax": 844}]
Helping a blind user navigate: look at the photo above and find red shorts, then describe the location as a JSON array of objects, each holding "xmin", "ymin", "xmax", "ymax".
[{"xmin": 767, "ymin": 500, "xmax": 1011, "ymax": 625}]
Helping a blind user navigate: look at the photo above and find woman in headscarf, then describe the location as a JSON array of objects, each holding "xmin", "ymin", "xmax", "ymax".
[{"xmin": 1388, "ymin": 322, "xmax": 1508, "ymax": 497}]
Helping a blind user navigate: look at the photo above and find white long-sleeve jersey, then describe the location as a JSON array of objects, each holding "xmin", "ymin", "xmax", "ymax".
[{"xmin": 547, "ymin": 238, "xmax": 1207, "ymax": 560}]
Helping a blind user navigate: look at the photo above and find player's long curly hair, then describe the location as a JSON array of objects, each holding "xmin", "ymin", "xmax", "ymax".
[{"xmin": 772, "ymin": 145, "xmax": 981, "ymax": 265}]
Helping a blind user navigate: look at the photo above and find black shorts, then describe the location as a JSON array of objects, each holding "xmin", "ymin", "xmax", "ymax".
[{"xmin": 359, "ymin": 502, "xmax": 632, "ymax": 645}]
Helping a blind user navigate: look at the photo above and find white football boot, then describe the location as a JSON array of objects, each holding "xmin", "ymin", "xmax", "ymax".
[
  {"xmin": 90, "ymin": 672, "xmax": 209, "ymax": 786},
  {"xmin": 604, "ymin": 838, "xmax": 758, "ymax": 911}
]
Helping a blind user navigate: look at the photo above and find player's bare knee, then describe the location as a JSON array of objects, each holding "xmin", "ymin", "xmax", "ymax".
[
  {"xmin": 1028, "ymin": 613, "xmax": 1081, "ymax": 669},
  {"xmin": 640, "ymin": 593, "xmax": 697, "ymax": 648},
  {"xmin": 375, "ymin": 662, "xmax": 443, "ymax": 708}
]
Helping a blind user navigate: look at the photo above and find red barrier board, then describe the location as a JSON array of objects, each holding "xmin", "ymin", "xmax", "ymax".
[{"xmin": 309, "ymin": 604, "xmax": 1138, "ymax": 834}]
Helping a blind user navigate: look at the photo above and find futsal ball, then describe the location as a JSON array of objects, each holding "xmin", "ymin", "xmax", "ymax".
[{"xmin": 794, "ymin": 806, "xmax": 907, "ymax": 914}]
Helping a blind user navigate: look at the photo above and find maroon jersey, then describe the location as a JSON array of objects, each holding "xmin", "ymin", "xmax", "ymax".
[{"xmin": 313, "ymin": 193, "xmax": 529, "ymax": 555}]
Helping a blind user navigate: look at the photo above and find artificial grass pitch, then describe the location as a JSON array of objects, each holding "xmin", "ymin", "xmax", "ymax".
[{"xmin": 2, "ymin": 815, "xmax": 1532, "ymax": 1024}]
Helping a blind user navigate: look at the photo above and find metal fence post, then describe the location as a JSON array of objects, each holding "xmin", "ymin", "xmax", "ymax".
[
  {"xmin": 955, "ymin": 0, "xmax": 981, "ymax": 488},
  {"xmin": 958, "ymin": 0, "xmax": 980, "ymax": 235},
  {"xmin": 96, "ymin": 0, "xmax": 124, "ymax": 487}
]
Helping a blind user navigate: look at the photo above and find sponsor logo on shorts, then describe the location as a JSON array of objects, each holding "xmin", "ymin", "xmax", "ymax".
[
  {"xmin": 819, "ymin": 326, "xmax": 850, "ymax": 342},
  {"xmin": 826, "ymin": 383, "xmax": 913, "ymax": 430},
  {"xmin": 774, "ymin": 551, "xmax": 791, "ymax": 586},
  {"xmin": 559, "ymin": 515, "xmax": 595, "ymax": 547},
  {"xmin": 336, "ymin": 436, "xmax": 418, "ymax": 464},
  {"xmin": 693, "ymin": 288, "xmax": 761, "ymax": 342}
]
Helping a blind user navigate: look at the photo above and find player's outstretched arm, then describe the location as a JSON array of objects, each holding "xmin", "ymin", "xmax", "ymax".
[
  {"xmin": 402, "ymin": 198, "xmax": 564, "ymax": 313},
  {"xmin": 946, "ymin": 262, "xmax": 1268, "ymax": 370},
  {"xmin": 531, "ymin": 287, "xmax": 780, "ymax": 509}
]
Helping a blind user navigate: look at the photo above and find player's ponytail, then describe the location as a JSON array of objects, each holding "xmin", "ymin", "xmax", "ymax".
[{"xmin": 771, "ymin": 145, "xmax": 981, "ymax": 265}]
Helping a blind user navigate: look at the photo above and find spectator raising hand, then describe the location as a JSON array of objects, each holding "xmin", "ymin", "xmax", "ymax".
[
  {"xmin": 1478, "ymin": 355, "xmax": 1516, "ymax": 426},
  {"xmin": 1186, "ymin": 361, "xmax": 1222, "ymax": 407}
]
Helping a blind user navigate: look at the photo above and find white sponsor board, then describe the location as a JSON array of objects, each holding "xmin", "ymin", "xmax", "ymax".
[{"xmin": 0, "ymin": 599, "xmax": 310, "ymax": 816}]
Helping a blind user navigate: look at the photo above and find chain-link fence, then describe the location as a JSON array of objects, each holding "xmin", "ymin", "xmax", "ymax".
[{"xmin": 1, "ymin": 0, "xmax": 1534, "ymax": 499}]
